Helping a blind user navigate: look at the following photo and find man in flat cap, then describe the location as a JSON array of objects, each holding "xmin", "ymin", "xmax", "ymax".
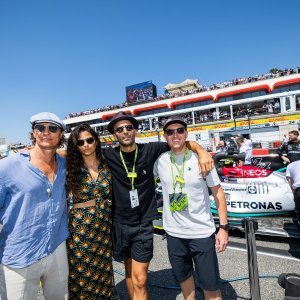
[
  {"xmin": 103, "ymin": 112, "xmax": 214, "ymax": 300},
  {"xmin": 0, "ymin": 112, "xmax": 69, "ymax": 300}
]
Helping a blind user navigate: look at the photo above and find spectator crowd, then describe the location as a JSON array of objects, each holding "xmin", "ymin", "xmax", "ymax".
[{"xmin": 66, "ymin": 67, "xmax": 299, "ymax": 119}]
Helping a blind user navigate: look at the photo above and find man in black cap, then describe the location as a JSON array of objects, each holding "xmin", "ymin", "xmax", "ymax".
[
  {"xmin": 154, "ymin": 116, "xmax": 228, "ymax": 300},
  {"xmin": 0, "ymin": 112, "xmax": 69, "ymax": 299},
  {"xmin": 103, "ymin": 112, "xmax": 214, "ymax": 300}
]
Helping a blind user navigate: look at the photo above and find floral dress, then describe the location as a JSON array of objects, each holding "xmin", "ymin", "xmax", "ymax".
[{"xmin": 67, "ymin": 162, "xmax": 113, "ymax": 300}]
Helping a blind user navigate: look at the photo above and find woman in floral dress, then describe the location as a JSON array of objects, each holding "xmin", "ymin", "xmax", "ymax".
[{"xmin": 66, "ymin": 124, "xmax": 113, "ymax": 299}]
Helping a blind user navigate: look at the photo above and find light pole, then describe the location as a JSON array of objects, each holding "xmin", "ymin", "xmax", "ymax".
[
  {"xmin": 156, "ymin": 128, "xmax": 161, "ymax": 142},
  {"xmin": 233, "ymin": 117, "xmax": 237, "ymax": 136},
  {"xmin": 247, "ymin": 114, "xmax": 251, "ymax": 139}
]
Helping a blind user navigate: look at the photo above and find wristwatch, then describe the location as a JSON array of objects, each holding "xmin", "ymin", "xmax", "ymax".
[{"xmin": 219, "ymin": 223, "xmax": 229, "ymax": 231}]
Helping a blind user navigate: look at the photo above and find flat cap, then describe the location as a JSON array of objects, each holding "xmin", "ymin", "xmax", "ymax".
[
  {"xmin": 163, "ymin": 115, "xmax": 187, "ymax": 131},
  {"xmin": 107, "ymin": 111, "xmax": 138, "ymax": 134},
  {"xmin": 30, "ymin": 112, "xmax": 66, "ymax": 130}
]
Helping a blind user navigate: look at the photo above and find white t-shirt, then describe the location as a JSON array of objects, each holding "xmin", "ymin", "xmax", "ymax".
[
  {"xmin": 153, "ymin": 150, "xmax": 220, "ymax": 239},
  {"xmin": 267, "ymin": 103, "xmax": 274, "ymax": 113},
  {"xmin": 286, "ymin": 161, "xmax": 300, "ymax": 189},
  {"xmin": 239, "ymin": 142, "xmax": 252, "ymax": 165},
  {"xmin": 244, "ymin": 139, "xmax": 253, "ymax": 148}
]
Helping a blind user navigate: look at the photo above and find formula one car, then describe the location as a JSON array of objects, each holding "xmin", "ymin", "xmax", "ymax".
[{"xmin": 153, "ymin": 149, "xmax": 300, "ymax": 238}]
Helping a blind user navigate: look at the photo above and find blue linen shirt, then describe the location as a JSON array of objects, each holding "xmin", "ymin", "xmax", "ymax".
[{"xmin": 0, "ymin": 151, "xmax": 69, "ymax": 268}]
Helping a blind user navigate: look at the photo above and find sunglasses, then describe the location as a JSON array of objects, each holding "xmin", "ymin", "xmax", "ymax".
[
  {"xmin": 115, "ymin": 125, "xmax": 134, "ymax": 133},
  {"xmin": 34, "ymin": 124, "xmax": 60, "ymax": 133},
  {"xmin": 164, "ymin": 127, "xmax": 185, "ymax": 136},
  {"xmin": 77, "ymin": 137, "xmax": 95, "ymax": 146}
]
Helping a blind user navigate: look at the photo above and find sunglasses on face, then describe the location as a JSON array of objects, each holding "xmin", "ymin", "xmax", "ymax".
[
  {"xmin": 33, "ymin": 124, "xmax": 60, "ymax": 133},
  {"xmin": 164, "ymin": 127, "xmax": 185, "ymax": 136},
  {"xmin": 114, "ymin": 125, "xmax": 134, "ymax": 133},
  {"xmin": 77, "ymin": 137, "xmax": 95, "ymax": 146}
]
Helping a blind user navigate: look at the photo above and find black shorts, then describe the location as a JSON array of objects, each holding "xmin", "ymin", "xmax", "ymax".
[
  {"xmin": 112, "ymin": 221, "xmax": 153, "ymax": 263},
  {"xmin": 167, "ymin": 234, "xmax": 221, "ymax": 291},
  {"xmin": 294, "ymin": 187, "xmax": 300, "ymax": 211}
]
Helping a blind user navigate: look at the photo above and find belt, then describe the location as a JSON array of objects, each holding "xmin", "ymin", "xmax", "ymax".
[{"xmin": 72, "ymin": 199, "xmax": 96, "ymax": 209}]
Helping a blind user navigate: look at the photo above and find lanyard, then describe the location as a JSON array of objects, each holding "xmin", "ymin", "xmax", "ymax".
[
  {"xmin": 170, "ymin": 149, "xmax": 189, "ymax": 193},
  {"xmin": 120, "ymin": 147, "xmax": 138, "ymax": 190}
]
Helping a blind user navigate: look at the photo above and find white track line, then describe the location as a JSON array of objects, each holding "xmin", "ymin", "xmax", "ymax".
[
  {"xmin": 155, "ymin": 233, "xmax": 300, "ymax": 261},
  {"xmin": 227, "ymin": 245, "xmax": 300, "ymax": 261}
]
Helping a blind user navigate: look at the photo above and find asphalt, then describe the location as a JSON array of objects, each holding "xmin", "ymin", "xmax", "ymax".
[
  {"xmin": 113, "ymin": 231, "xmax": 300, "ymax": 300},
  {"xmin": 12, "ymin": 228, "xmax": 300, "ymax": 299}
]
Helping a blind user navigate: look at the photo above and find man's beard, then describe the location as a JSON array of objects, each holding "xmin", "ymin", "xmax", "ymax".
[{"xmin": 118, "ymin": 137, "xmax": 135, "ymax": 147}]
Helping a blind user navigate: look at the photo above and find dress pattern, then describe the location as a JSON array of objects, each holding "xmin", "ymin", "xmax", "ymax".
[{"xmin": 67, "ymin": 162, "xmax": 113, "ymax": 299}]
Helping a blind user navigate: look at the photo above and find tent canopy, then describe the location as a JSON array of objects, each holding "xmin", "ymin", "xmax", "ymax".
[{"xmin": 164, "ymin": 79, "xmax": 201, "ymax": 94}]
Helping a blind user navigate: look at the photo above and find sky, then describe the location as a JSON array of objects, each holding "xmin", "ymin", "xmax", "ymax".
[{"xmin": 0, "ymin": 0, "xmax": 299, "ymax": 144}]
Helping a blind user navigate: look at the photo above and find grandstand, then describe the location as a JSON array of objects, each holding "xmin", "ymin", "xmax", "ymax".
[{"xmin": 63, "ymin": 67, "xmax": 300, "ymax": 150}]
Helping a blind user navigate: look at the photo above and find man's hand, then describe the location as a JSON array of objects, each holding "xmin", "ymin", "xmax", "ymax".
[
  {"xmin": 210, "ymin": 184, "xmax": 228, "ymax": 252},
  {"xmin": 215, "ymin": 229, "xmax": 228, "ymax": 253},
  {"xmin": 281, "ymin": 156, "xmax": 290, "ymax": 164},
  {"xmin": 198, "ymin": 149, "xmax": 214, "ymax": 176},
  {"xmin": 186, "ymin": 141, "xmax": 214, "ymax": 176}
]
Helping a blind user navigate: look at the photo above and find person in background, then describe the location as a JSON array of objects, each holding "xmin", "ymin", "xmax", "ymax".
[
  {"xmin": 278, "ymin": 130, "xmax": 300, "ymax": 164},
  {"xmin": 267, "ymin": 102, "xmax": 274, "ymax": 113},
  {"xmin": 216, "ymin": 140, "xmax": 228, "ymax": 152},
  {"xmin": 282, "ymin": 134, "xmax": 289, "ymax": 144},
  {"xmin": 235, "ymin": 134, "xmax": 252, "ymax": 149},
  {"xmin": 286, "ymin": 160, "xmax": 300, "ymax": 227},
  {"xmin": 230, "ymin": 135, "xmax": 252, "ymax": 151},
  {"xmin": 235, "ymin": 137, "xmax": 252, "ymax": 165},
  {"xmin": 154, "ymin": 116, "xmax": 228, "ymax": 300},
  {"xmin": 0, "ymin": 112, "xmax": 69, "ymax": 300},
  {"xmin": 66, "ymin": 124, "xmax": 113, "ymax": 299},
  {"xmin": 274, "ymin": 101, "xmax": 280, "ymax": 113},
  {"xmin": 103, "ymin": 112, "xmax": 214, "ymax": 300}
]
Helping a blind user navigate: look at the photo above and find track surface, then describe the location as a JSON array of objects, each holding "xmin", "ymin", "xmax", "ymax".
[
  {"xmin": 113, "ymin": 230, "xmax": 300, "ymax": 300},
  {"xmin": 1, "ymin": 223, "xmax": 298, "ymax": 299}
]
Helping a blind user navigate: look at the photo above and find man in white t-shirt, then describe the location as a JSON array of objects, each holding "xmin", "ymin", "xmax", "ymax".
[
  {"xmin": 153, "ymin": 116, "xmax": 228, "ymax": 300},
  {"xmin": 235, "ymin": 137, "xmax": 252, "ymax": 165},
  {"xmin": 286, "ymin": 160, "xmax": 300, "ymax": 226}
]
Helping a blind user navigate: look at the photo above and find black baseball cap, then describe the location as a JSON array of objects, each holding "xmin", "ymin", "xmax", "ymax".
[{"xmin": 163, "ymin": 115, "xmax": 187, "ymax": 131}]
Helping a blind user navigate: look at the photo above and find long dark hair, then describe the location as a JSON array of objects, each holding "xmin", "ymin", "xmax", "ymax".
[{"xmin": 66, "ymin": 124, "xmax": 103, "ymax": 199}]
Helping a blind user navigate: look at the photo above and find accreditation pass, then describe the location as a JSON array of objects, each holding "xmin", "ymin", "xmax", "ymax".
[{"xmin": 130, "ymin": 189, "xmax": 139, "ymax": 208}]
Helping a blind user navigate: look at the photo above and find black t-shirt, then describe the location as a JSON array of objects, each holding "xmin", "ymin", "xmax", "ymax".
[
  {"xmin": 278, "ymin": 140, "xmax": 300, "ymax": 163},
  {"xmin": 103, "ymin": 142, "xmax": 169, "ymax": 225}
]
